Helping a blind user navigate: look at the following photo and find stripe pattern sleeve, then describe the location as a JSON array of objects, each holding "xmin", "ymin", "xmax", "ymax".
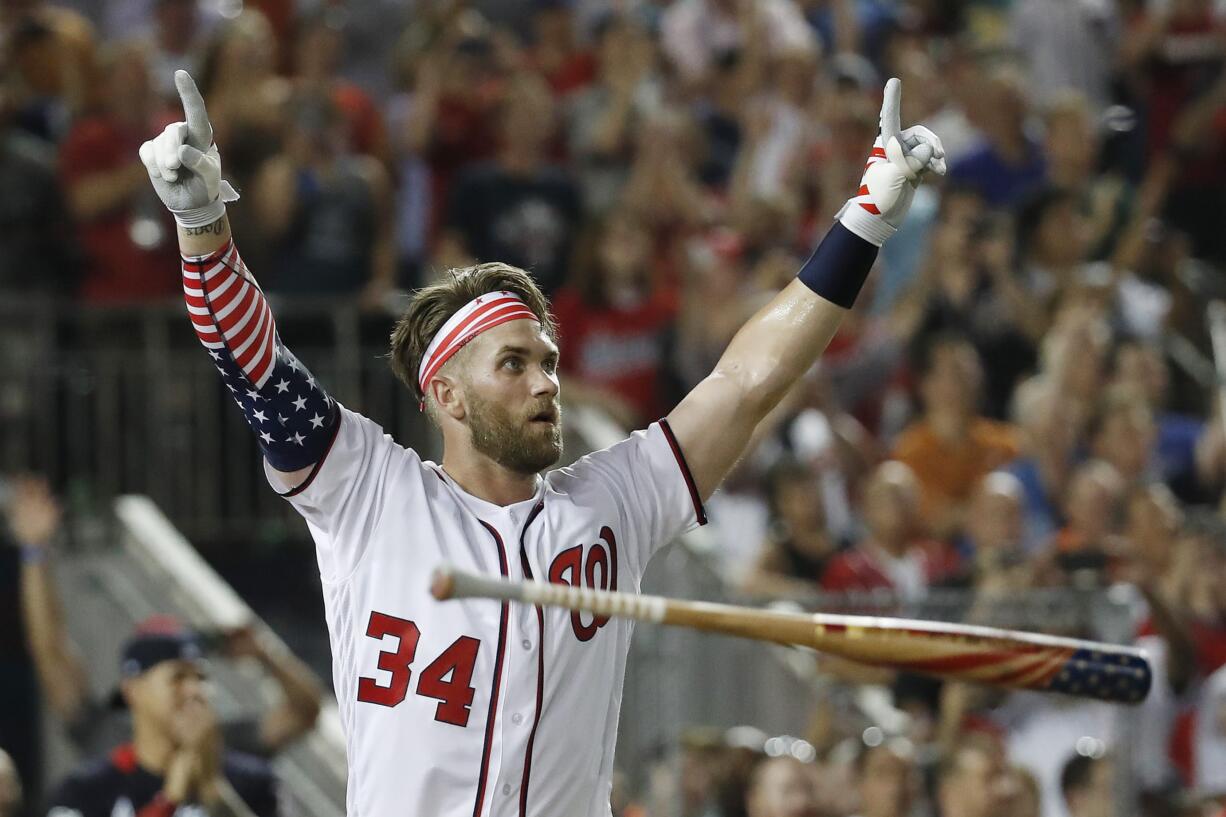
[{"xmin": 182, "ymin": 240, "xmax": 339, "ymax": 472}]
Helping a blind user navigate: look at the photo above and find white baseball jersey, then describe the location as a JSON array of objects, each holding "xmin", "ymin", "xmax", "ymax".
[{"xmin": 267, "ymin": 405, "xmax": 707, "ymax": 817}]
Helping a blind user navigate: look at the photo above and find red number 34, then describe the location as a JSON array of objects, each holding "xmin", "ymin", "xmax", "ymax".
[{"xmin": 356, "ymin": 611, "xmax": 481, "ymax": 726}]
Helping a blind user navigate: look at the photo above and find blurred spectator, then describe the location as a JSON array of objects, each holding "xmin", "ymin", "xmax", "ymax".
[
  {"xmin": 527, "ymin": 0, "xmax": 596, "ymax": 97},
  {"xmin": 742, "ymin": 457, "xmax": 837, "ymax": 598},
  {"xmin": 620, "ymin": 108, "xmax": 712, "ymax": 241},
  {"xmin": 1003, "ymin": 379, "xmax": 1082, "ymax": 552},
  {"xmin": 2, "ymin": 0, "xmax": 96, "ymax": 143},
  {"xmin": 1112, "ymin": 340, "xmax": 1209, "ymax": 498},
  {"xmin": 0, "ymin": 749, "xmax": 17, "ymax": 817},
  {"xmin": 958, "ymin": 472, "xmax": 1032, "ymax": 594},
  {"xmin": 439, "ymin": 72, "xmax": 581, "ymax": 294},
  {"xmin": 1060, "ymin": 752, "xmax": 1115, "ymax": 817},
  {"xmin": 1158, "ymin": 511, "xmax": 1226, "ymax": 691},
  {"xmin": 553, "ymin": 210, "xmax": 679, "ymax": 427},
  {"xmin": 1045, "ymin": 459, "xmax": 1126, "ymax": 585},
  {"xmin": 893, "ymin": 335, "xmax": 1021, "ymax": 538},
  {"xmin": 145, "ymin": 0, "xmax": 206, "ymax": 102},
  {"xmin": 897, "ymin": 205, "xmax": 1039, "ymax": 417},
  {"xmin": 1042, "ymin": 93, "xmax": 1133, "ymax": 261},
  {"xmin": 1010, "ymin": 0, "xmax": 1120, "ymax": 111},
  {"xmin": 253, "ymin": 89, "xmax": 394, "ymax": 304},
  {"xmin": 292, "ymin": 8, "xmax": 389, "ymax": 163},
  {"xmin": 1089, "ymin": 387, "xmax": 1160, "ymax": 487},
  {"xmin": 0, "ymin": 476, "xmax": 79, "ymax": 813},
  {"xmin": 58, "ymin": 40, "xmax": 178, "ymax": 303},
  {"xmin": 744, "ymin": 756, "xmax": 817, "ymax": 817},
  {"xmin": 936, "ymin": 736, "xmax": 1011, "ymax": 817},
  {"xmin": 45, "ymin": 621, "xmax": 282, "ymax": 816},
  {"xmin": 401, "ymin": 24, "xmax": 505, "ymax": 246},
  {"xmin": 821, "ymin": 461, "xmax": 960, "ymax": 599},
  {"xmin": 565, "ymin": 12, "xmax": 660, "ymax": 215},
  {"xmin": 196, "ymin": 10, "xmax": 290, "ymax": 200},
  {"xmin": 660, "ymin": 0, "xmax": 816, "ymax": 91},
  {"xmin": 0, "ymin": 91, "xmax": 77, "ymax": 294},
  {"xmin": 1121, "ymin": 484, "xmax": 1184, "ymax": 596},
  {"xmin": 949, "ymin": 68, "xmax": 1047, "ymax": 208},
  {"xmin": 850, "ymin": 738, "xmax": 916, "ymax": 817}
]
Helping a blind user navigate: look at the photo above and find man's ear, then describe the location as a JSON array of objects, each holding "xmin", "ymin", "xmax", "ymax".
[{"xmin": 431, "ymin": 375, "xmax": 466, "ymax": 421}]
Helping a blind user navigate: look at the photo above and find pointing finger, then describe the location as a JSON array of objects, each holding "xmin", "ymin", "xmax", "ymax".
[
  {"xmin": 880, "ymin": 77, "xmax": 902, "ymax": 146},
  {"xmin": 175, "ymin": 70, "xmax": 212, "ymax": 150}
]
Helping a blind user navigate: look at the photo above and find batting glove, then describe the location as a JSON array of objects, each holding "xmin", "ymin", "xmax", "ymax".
[
  {"xmin": 837, "ymin": 78, "xmax": 946, "ymax": 247},
  {"xmin": 139, "ymin": 70, "xmax": 239, "ymax": 228}
]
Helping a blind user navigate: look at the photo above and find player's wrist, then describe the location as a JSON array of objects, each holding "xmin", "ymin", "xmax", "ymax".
[
  {"xmin": 836, "ymin": 200, "xmax": 897, "ymax": 248},
  {"xmin": 796, "ymin": 221, "xmax": 879, "ymax": 308},
  {"xmin": 171, "ymin": 197, "xmax": 227, "ymax": 229}
]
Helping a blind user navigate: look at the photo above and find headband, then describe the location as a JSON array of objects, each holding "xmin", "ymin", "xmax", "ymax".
[{"xmin": 417, "ymin": 291, "xmax": 539, "ymax": 400}]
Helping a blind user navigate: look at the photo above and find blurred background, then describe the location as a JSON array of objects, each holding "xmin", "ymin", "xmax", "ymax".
[{"xmin": 3, "ymin": 0, "xmax": 1226, "ymax": 815}]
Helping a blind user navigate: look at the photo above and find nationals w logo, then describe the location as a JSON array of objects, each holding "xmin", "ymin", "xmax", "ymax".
[{"xmin": 547, "ymin": 526, "xmax": 619, "ymax": 641}]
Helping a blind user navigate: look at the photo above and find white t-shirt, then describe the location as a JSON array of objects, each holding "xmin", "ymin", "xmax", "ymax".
[{"xmin": 268, "ymin": 406, "xmax": 706, "ymax": 816}]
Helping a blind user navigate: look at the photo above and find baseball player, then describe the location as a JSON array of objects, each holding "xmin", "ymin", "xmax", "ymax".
[{"xmin": 140, "ymin": 70, "xmax": 943, "ymax": 816}]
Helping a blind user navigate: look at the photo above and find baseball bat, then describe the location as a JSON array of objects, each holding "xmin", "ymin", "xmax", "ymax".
[{"xmin": 431, "ymin": 567, "xmax": 1151, "ymax": 704}]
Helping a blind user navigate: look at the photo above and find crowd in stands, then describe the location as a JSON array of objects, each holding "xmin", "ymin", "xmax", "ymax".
[{"xmin": 4, "ymin": 0, "xmax": 1226, "ymax": 815}]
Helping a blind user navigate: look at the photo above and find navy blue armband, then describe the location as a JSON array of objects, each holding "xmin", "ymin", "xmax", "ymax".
[
  {"xmin": 183, "ymin": 241, "xmax": 340, "ymax": 471},
  {"xmin": 796, "ymin": 222, "xmax": 879, "ymax": 309}
]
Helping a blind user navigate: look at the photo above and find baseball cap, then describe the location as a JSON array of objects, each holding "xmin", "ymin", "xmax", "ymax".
[{"xmin": 108, "ymin": 616, "xmax": 205, "ymax": 709}]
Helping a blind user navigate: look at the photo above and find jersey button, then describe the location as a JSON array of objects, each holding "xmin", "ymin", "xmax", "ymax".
[
  {"xmin": 502, "ymin": 784, "xmax": 512, "ymax": 796},
  {"xmin": 511, "ymin": 712, "xmax": 524, "ymax": 725},
  {"xmin": 521, "ymin": 639, "xmax": 532, "ymax": 650}
]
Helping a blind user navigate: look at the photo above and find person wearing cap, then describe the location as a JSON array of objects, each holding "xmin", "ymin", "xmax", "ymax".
[
  {"xmin": 45, "ymin": 623, "xmax": 281, "ymax": 817},
  {"xmin": 3, "ymin": 476, "xmax": 322, "ymax": 765}
]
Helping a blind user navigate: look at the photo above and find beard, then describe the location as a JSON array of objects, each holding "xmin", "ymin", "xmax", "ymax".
[{"xmin": 466, "ymin": 392, "xmax": 563, "ymax": 475}]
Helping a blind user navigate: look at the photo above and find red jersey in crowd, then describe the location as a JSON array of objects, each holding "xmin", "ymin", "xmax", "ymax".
[
  {"xmin": 820, "ymin": 540, "xmax": 962, "ymax": 598},
  {"xmin": 60, "ymin": 117, "xmax": 178, "ymax": 303},
  {"xmin": 552, "ymin": 286, "xmax": 679, "ymax": 424}
]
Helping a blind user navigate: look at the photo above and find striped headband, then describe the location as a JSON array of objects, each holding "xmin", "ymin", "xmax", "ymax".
[{"xmin": 417, "ymin": 291, "xmax": 540, "ymax": 400}]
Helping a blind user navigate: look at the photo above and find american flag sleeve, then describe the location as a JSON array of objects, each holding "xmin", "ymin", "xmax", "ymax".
[{"xmin": 182, "ymin": 240, "xmax": 340, "ymax": 472}]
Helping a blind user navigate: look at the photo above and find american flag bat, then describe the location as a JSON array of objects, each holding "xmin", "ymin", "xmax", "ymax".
[{"xmin": 431, "ymin": 567, "xmax": 1151, "ymax": 704}]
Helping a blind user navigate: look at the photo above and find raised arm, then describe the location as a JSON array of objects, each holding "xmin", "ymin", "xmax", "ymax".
[
  {"xmin": 668, "ymin": 79, "xmax": 945, "ymax": 499},
  {"xmin": 6, "ymin": 477, "xmax": 89, "ymax": 723},
  {"xmin": 140, "ymin": 71, "xmax": 339, "ymax": 490}
]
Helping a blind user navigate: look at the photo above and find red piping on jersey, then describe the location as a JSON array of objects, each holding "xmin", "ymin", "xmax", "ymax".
[
  {"xmin": 473, "ymin": 520, "xmax": 511, "ymax": 817},
  {"xmin": 658, "ymin": 418, "xmax": 708, "ymax": 525},
  {"xmin": 277, "ymin": 406, "xmax": 343, "ymax": 498},
  {"xmin": 517, "ymin": 501, "xmax": 546, "ymax": 816}
]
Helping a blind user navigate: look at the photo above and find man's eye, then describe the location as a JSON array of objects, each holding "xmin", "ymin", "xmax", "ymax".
[
  {"xmin": 543, "ymin": 358, "xmax": 558, "ymax": 374},
  {"xmin": 502, "ymin": 358, "xmax": 523, "ymax": 371}
]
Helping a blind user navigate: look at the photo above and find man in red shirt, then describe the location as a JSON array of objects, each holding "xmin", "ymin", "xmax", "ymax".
[
  {"xmin": 821, "ymin": 460, "xmax": 961, "ymax": 599},
  {"xmin": 552, "ymin": 210, "xmax": 679, "ymax": 426},
  {"xmin": 59, "ymin": 42, "xmax": 178, "ymax": 303}
]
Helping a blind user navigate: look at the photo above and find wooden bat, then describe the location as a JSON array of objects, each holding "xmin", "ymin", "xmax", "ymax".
[{"xmin": 431, "ymin": 567, "xmax": 1152, "ymax": 704}]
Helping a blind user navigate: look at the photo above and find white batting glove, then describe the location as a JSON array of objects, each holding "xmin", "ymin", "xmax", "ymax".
[
  {"xmin": 838, "ymin": 78, "xmax": 946, "ymax": 247},
  {"xmin": 138, "ymin": 70, "xmax": 239, "ymax": 228}
]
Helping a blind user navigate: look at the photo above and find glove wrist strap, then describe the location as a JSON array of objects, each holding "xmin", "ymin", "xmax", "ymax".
[
  {"xmin": 836, "ymin": 201, "xmax": 897, "ymax": 248},
  {"xmin": 171, "ymin": 198, "xmax": 226, "ymax": 229},
  {"xmin": 170, "ymin": 179, "xmax": 239, "ymax": 229}
]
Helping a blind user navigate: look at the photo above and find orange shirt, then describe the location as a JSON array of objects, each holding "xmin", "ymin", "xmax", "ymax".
[{"xmin": 893, "ymin": 418, "xmax": 1021, "ymax": 522}]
